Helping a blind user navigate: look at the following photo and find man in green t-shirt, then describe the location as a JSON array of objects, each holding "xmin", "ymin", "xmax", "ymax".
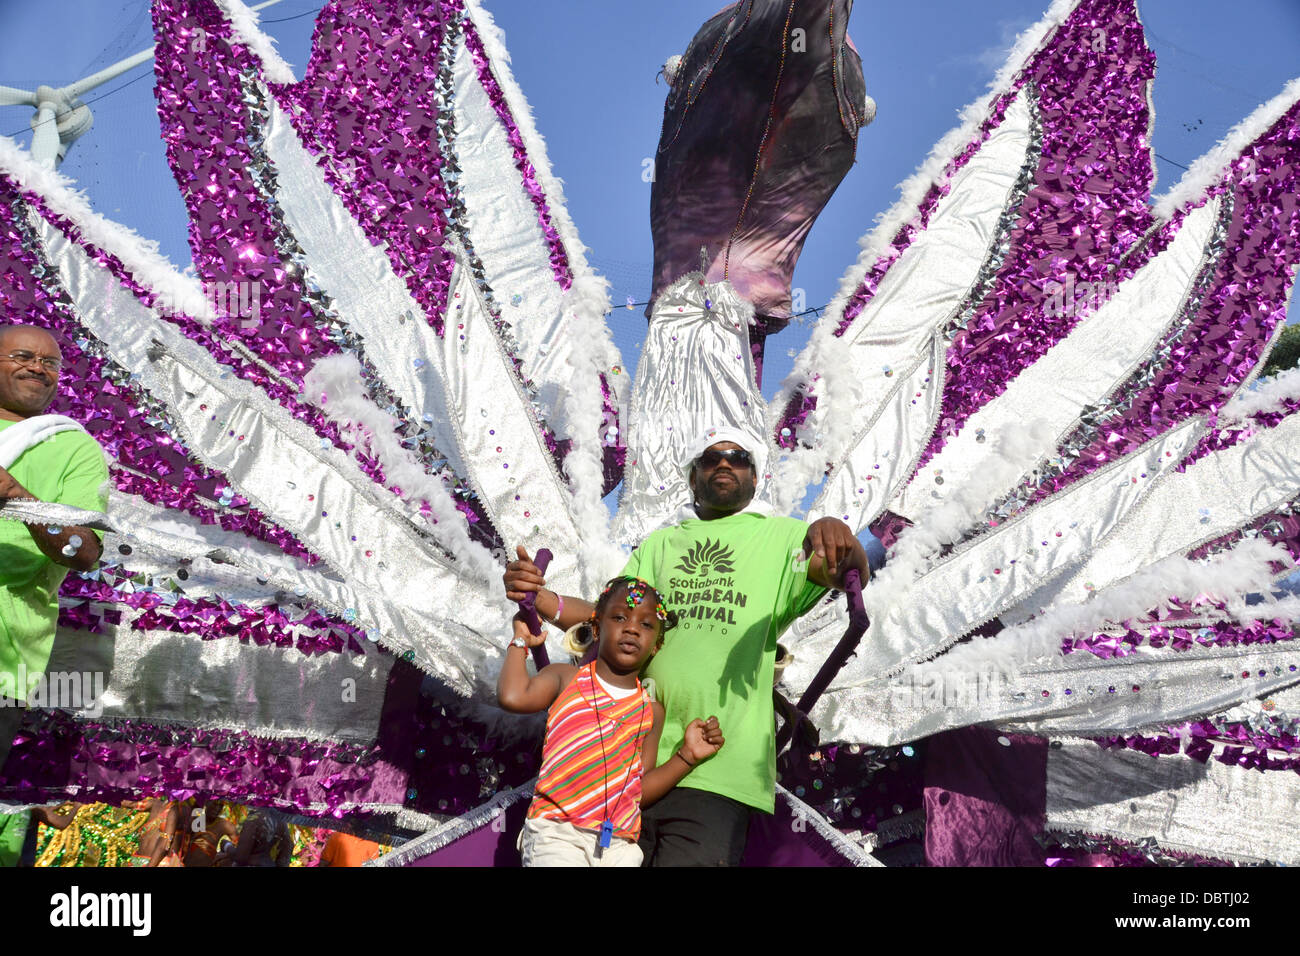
[
  {"xmin": 0, "ymin": 325, "xmax": 108, "ymax": 771},
  {"xmin": 504, "ymin": 425, "xmax": 868, "ymax": 865}
]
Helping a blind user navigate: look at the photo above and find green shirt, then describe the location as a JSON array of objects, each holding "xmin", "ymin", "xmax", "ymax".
[
  {"xmin": 0, "ymin": 420, "xmax": 109, "ymax": 701},
  {"xmin": 0, "ymin": 811, "xmax": 29, "ymax": 867},
  {"xmin": 622, "ymin": 511, "xmax": 826, "ymax": 813}
]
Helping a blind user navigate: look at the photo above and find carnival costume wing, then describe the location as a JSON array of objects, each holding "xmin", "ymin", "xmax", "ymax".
[
  {"xmin": 765, "ymin": 0, "xmax": 1300, "ymax": 863},
  {"xmin": 0, "ymin": 0, "xmax": 627, "ymax": 819}
]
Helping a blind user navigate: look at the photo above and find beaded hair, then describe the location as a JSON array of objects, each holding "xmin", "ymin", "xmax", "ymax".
[
  {"xmin": 563, "ymin": 577, "xmax": 678, "ymax": 658},
  {"xmin": 592, "ymin": 576, "xmax": 676, "ymax": 629}
]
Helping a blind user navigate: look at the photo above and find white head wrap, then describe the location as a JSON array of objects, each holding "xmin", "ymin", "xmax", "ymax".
[
  {"xmin": 660, "ymin": 425, "xmax": 773, "ymax": 525},
  {"xmin": 681, "ymin": 425, "xmax": 767, "ymax": 487}
]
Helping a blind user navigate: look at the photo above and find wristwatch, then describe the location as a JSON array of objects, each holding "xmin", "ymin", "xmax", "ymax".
[{"xmin": 509, "ymin": 635, "xmax": 530, "ymax": 650}]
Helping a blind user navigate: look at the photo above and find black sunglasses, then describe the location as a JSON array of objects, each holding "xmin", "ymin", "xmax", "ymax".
[{"xmin": 695, "ymin": 448, "xmax": 754, "ymax": 470}]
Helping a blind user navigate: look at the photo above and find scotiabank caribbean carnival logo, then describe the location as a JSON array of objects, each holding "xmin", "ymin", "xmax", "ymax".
[
  {"xmin": 669, "ymin": 540, "xmax": 746, "ymax": 627},
  {"xmin": 674, "ymin": 539, "xmax": 736, "ymax": 577}
]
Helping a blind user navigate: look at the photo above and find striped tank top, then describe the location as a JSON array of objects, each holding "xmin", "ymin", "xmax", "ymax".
[{"xmin": 527, "ymin": 662, "xmax": 653, "ymax": 842}]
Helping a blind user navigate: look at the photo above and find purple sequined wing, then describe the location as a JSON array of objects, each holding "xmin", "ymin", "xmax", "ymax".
[
  {"xmin": 776, "ymin": 2, "xmax": 1300, "ymax": 762},
  {"xmin": 150, "ymin": 0, "xmax": 622, "ymax": 587},
  {"xmin": 0, "ymin": 174, "xmax": 419, "ymax": 814},
  {"xmin": 773, "ymin": 0, "xmax": 1156, "ymax": 510}
]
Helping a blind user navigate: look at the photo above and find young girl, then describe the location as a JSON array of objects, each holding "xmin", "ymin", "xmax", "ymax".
[{"xmin": 498, "ymin": 576, "xmax": 724, "ymax": 867}]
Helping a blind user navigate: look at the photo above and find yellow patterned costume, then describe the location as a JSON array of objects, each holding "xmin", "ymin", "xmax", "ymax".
[{"xmin": 35, "ymin": 802, "xmax": 150, "ymax": 868}]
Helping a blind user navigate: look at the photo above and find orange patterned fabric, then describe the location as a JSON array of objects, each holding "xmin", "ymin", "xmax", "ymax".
[{"xmin": 527, "ymin": 664, "xmax": 653, "ymax": 842}]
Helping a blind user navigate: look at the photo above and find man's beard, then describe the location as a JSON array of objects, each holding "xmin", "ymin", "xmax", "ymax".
[{"xmin": 698, "ymin": 472, "xmax": 755, "ymax": 512}]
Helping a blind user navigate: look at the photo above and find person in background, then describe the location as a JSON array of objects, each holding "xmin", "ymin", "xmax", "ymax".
[{"xmin": 0, "ymin": 325, "xmax": 108, "ymax": 771}]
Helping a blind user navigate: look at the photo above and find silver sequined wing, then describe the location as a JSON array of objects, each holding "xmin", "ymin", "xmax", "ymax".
[{"xmin": 0, "ymin": 0, "xmax": 637, "ymax": 813}]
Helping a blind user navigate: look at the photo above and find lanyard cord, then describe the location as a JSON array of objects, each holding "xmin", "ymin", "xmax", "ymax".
[{"xmin": 583, "ymin": 663, "xmax": 649, "ymax": 836}]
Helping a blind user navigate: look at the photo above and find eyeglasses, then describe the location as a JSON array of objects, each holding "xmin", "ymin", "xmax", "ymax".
[
  {"xmin": 695, "ymin": 447, "xmax": 754, "ymax": 470},
  {"xmin": 1, "ymin": 350, "xmax": 62, "ymax": 373}
]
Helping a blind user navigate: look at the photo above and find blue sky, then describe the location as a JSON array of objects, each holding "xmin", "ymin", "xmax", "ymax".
[{"xmin": 2, "ymin": 0, "xmax": 1297, "ymax": 395}]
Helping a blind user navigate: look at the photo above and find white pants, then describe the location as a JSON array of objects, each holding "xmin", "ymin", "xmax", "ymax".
[{"xmin": 517, "ymin": 817, "xmax": 643, "ymax": 868}]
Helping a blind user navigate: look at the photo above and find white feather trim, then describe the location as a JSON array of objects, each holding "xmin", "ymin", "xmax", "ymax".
[
  {"xmin": 869, "ymin": 419, "xmax": 1058, "ymax": 600},
  {"xmin": 553, "ymin": 277, "xmax": 628, "ymax": 586},
  {"xmin": 215, "ymin": 0, "xmax": 298, "ymax": 84},
  {"xmin": 1230, "ymin": 592, "xmax": 1300, "ymax": 624},
  {"xmin": 939, "ymin": 537, "xmax": 1297, "ymax": 671},
  {"xmin": 0, "ymin": 135, "xmax": 212, "ymax": 322},
  {"xmin": 1153, "ymin": 77, "xmax": 1300, "ymax": 221},
  {"xmin": 1220, "ymin": 365, "xmax": 1300, "ymax": 422}
]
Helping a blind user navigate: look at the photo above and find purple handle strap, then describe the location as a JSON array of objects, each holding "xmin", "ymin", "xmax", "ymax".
[
  {"xmin": 775, "ymin": 568, "xmax": 868, "ymax": 753},
  {"xmin": 517, "ymin": 548, "xmax": 552, "ymax": 669}
]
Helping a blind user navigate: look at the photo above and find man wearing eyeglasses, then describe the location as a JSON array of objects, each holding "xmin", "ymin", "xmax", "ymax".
[
  {"xmin": 504, "ymin": 424, "xmax": 870, "ymax": 865},
  {"xmin": 0, "ymin": 325, "xmax": 108, "ymax": 771}
]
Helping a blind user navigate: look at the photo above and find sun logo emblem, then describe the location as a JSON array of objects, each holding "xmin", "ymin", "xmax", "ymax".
[{"xmin": 674, "ymin": 539, "xmax": 736, "ymax": 577}]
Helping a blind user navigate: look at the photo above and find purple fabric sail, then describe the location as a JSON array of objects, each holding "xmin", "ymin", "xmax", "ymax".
[
  {"xmin": 924, "ymin": 728, "xmax": 1047, "ymax": 867},
  {"xmin": 649, "ymin": 0, "xmax": 868, "ymax": 373}
]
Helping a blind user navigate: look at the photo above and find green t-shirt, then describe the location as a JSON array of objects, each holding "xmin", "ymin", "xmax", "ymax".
[
  {"xmin": 0, "ymin": 420, "xmax": 109, "ymax": 702},
  {"xmin": 622, "ymin": 511, "xmax": 826, "ymax": 813},
  {"xmin": 0, "ymin": 811, "xmax": 29, "ymax": 867}
]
